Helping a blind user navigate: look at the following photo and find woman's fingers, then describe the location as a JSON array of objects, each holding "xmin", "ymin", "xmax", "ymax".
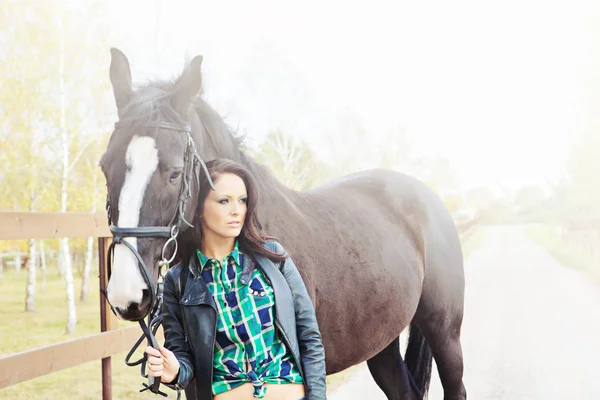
[
  {"xmin": 145, "ymin": 345, "xmax": 161, "ymax": 357},
  {"xmin": 147, "ymin": 355, "xmax": 162, "ymax": 365},
  {"xmin": 146, "ymin": 343, "xmax": 179, "ymax": 382},
  {"xmin": 146, "ymin": 345, "xmax": 164, "ymax": 377},
  {"xmin": 158, "ymin": 343, "xmax": 174, "ymax": 358},
  {"xmin": 148, "ymin": 363, "xmax": 163, "ymax": 372}
]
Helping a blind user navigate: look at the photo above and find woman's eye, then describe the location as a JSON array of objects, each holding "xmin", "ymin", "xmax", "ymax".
[
  {"xmin": 169, "ymin": 170, "xmax": 182, "ymax": 182},
  {"xmin": 218, "ymin": 199, "xmax": 229, "ymax": 204},
  {"xmin": 240, "ymin": 198, "xmax": 247, "ymax": 204}
]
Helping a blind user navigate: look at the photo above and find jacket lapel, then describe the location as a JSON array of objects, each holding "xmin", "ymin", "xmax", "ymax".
[{"xmin": 180, "ymin": 255, "xmax": 216, "ymax": 309}]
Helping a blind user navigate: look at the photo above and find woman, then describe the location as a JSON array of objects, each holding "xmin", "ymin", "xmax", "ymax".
[{"xmin": 145, "ymin": 158, "xmax": 327, "ymax": 400}]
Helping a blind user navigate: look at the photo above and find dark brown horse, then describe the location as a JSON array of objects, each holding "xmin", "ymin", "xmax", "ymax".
[{"xmin": 101, "ymin": 48, "xmax": 467, "ymax": 400}]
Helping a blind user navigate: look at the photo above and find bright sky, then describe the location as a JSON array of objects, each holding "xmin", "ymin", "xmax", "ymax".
[{"xmin": 110, "ymin": 0, "xmax": 598, "ymax": 193}]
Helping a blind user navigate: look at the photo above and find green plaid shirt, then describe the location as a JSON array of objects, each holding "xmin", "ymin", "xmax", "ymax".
[{"xmin": 197, "ymin": 241, "xmax": 303, "ymax": 398}]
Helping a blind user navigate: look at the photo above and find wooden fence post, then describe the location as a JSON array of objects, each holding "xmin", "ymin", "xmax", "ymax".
[{"xmin": 98, "ymin": 237, "xmax": 117, "ymax": 400}]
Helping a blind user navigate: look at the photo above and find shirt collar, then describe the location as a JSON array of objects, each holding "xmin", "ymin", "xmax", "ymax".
[{"xmin": 196, "ymin": 240, "xmax": 241, "ymax": 270}]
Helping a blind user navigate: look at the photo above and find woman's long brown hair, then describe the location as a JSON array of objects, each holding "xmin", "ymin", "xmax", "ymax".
[{"xmin": 184, "ymin": 158, "xmax": 286, "ymax": 263}]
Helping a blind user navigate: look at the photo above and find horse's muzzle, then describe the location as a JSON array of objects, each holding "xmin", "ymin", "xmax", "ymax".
[{"xmin": 115, "ymin": 288, "xmax": 153, "ymax": 321}]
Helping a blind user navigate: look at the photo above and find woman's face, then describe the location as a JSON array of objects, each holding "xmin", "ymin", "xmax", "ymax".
[{"xmin": 201, "ymin": 173, "xmax": 248, "ymax": 240}]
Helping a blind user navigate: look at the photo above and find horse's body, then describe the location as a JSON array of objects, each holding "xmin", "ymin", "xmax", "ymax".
[{"xmin": 102, "ymin": 49, "xmax": 467, "ymax": 399}]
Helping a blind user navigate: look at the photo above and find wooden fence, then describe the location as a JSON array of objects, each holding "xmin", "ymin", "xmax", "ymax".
[
  {"xmin": 0, "ymin": 212, "xmax": 163, "ymax": 399},
  {"xmin": 0, "ymin": 211, "xmax": 476, "ymax": 399}
]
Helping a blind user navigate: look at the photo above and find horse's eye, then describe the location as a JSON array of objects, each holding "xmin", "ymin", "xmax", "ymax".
[{"xmin": 169, "ymin": 170, "xmax": 182, "ymax": 182}]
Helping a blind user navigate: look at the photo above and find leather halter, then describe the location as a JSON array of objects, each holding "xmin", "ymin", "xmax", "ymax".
[{"xmin": 101, "ymin": 120, "xmax": 214, "ymax": 397}]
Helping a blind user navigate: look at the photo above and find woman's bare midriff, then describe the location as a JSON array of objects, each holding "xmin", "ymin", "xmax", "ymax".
[{"xmin": 213, "ymin": 383, "xmax": 305, "ymax": 400}]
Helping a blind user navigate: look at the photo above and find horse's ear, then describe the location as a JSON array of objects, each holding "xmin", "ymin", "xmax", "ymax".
[
  {"xmin": 109, "ymin": 48, "xmax": 133, "ymax": 118},
  {"xmin": 171, "ymin": 55, "xmax": 203, "ymax": 116}
]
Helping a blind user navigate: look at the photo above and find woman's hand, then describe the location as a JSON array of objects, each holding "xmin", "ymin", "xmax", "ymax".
[{"xmin": 145, "ymin": 343, "xmax": 180, "ymax": 384}]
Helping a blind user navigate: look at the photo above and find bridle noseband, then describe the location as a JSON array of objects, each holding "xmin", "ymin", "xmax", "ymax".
[{"xmin": 101, "ymin": 121, "xmax": 214, "ymax": 397}]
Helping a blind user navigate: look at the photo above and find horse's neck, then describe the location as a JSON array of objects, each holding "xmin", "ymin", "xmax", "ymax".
[
  {"xmin": 193, "ymin": 99, "xmax": 301, "ymax": 221},
  {"xmin": 239, "ymin": 153, "xmax": 303, "ymax": 228},
  {"xmin": 193, "ymin": 100, "xmax": 238, "ymax": 160}
]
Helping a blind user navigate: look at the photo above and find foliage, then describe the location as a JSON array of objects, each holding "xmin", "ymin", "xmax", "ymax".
[
  {"xmin": 253, "ymin": 129, "xmax": 327, "ymax": 190},
  {"xmin": 0, "ymin": 0, "xmax": 114, "ymax": 255}
]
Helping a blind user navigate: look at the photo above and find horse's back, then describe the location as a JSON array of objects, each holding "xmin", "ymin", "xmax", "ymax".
[
  {"xmin": 308, "ymin": 168, "xmax": 455, "ymax": 235},
  {"xmin": 266, "ymin": 168, "xmax": 462, "ymax": 371}
]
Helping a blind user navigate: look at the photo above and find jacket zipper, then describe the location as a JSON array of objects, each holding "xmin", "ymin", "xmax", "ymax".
[
  {"xmin": 181, "ymin": 305, "xmax": 190, "ymax": 345},
  {"xmin": 179, "ymin": 275, "xmax": 190, "ymax": 345},
  {"xmin": 210, "ymin": 308, "xmax": 217, "ymax": 388}
]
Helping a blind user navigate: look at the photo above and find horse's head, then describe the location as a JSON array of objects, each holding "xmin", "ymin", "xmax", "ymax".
[{"xmin": 101, "ymin": 48, "xmax": 213, "ymax": 321}]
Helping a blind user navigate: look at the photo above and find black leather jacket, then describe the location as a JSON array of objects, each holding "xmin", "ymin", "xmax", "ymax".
[{"xmin": 162, "ymin": 241, "xmax": 327, "ymax": 400}]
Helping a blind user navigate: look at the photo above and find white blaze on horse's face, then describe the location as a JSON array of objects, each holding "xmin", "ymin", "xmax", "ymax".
[{"xmin": 106, "ymin": 135, "xmax": 159, "ymax": 317}]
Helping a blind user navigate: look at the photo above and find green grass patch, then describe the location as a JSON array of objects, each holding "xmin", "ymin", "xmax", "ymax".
[{"xmin": 0, "ymin": 268, "xmax": 159, "ymax": 399}]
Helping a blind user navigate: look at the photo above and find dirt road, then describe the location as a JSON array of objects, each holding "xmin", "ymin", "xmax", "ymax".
[{"xmin": 328, "ymin": 226, "xmax": 600, "ymax": 400}]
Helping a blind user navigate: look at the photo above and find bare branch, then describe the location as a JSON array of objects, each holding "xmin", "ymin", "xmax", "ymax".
[{"xmin": 67, "ymin": 135, "xmax": 96, "ymax": 175}]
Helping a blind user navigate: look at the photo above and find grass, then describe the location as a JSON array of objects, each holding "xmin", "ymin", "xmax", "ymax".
[
  {"xmin": 0, "ymin": 266, "xmax": 355, "ymax": 399},
  {"xmin": 524, "ymin": 225, "xmax": 600, "ymax": 285},
  {"xmin": 0, "ymin": 267, "xmax": 163, "ymax": 400}
]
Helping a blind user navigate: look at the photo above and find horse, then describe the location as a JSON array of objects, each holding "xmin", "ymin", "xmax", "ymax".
[{"xmin": 100, "ymin": 48, "xmax": 467, "ymax": 400}]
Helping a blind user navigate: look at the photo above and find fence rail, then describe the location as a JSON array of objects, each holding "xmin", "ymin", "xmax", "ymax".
[
  {"xmin": 0, "ymin": 211, "xmax": 119, "ymax": 399},
  {"xmin": 0, "ymin": 325, "xmax": 165, "ymax": 389},
  {"xmin": 0, "ymin": 211, "xmax": 477, "ymax": 398},
  {"xmin": 0, "ymin": 212, "xmax": 110, "ymax": 240}
]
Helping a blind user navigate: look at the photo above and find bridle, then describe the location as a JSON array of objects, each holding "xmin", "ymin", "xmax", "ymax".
[{"xmin": 101, "ymin": 120, "xmax": 214, "ymax": 397}]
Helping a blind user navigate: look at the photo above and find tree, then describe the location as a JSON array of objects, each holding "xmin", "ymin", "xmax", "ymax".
[
  {"xmin": 419, "ymin": 155, "xmax": 458, "ymax": 195},
  {"xmin": 322, "ymin": 109, "xmax": 426, "ymax": 183},
  {"xmin": 253, "ymin": 129, "xmax": 325, "ymax": 190},
  {"xmin": 325, "ymin": 108, "xmax": 375, "ymax": 177},
  {"xmin": 0, "ymin": 0, "xmax": 59, "ymax": 311},
  {"xmin": 0, "ymin": 0, "xmax": 116, "ymax": 333},
  {"xmin": 566, "ymin": 131, "xmax": 600, "ymax": 217},
  {"xmin": 79, "ymin": 135, "xmax": 109, "ymax": 302},
  {"xmin": 514, "ymin": 185, "xmax": 546, "ymax": 213},
  {"xmin": 379, "ymin": 126, "xmax": 425, "ymax": 178},
  {"xmin": 466, "ymin": 186, "xmax": 496, "ymax": 214}
]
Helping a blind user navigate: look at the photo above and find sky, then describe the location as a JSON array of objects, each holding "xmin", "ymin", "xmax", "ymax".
[{"xmin": 108, "ymin": 0, "xmax": 599, "ymax": 194}]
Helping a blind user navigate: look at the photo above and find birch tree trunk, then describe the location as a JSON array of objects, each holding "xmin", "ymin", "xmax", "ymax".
[
  {"xmin": 80, "ymin": 153, "xmax": 99, "ymax": 302},
  {"xmin": 58, "ymin": 12, "xmax": 76, "ymax": 335},
  {"xmin": 40, "ymin": 240, "xmax": 47, "ymax": 293},
  {"xmin": 25, "ymin": 238, "xmax": 37, "ymax": 311},
  {"xmin": 15, "ymin": 252, "xmax": 21, "ymax": 275},
  {"xmin": 81, "ymin": 236, "xmax": 94, "ymax": 303},
  {"xmin": 25, "ymin": 192, "xmax": 38, "ymax": 311}
]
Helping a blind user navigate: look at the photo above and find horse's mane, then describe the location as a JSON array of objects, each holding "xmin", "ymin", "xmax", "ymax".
[{"xmin": 116, "ymin": 63, "xmax": 284, "ymax": 198}]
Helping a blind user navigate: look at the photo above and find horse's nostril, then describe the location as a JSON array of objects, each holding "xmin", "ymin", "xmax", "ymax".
[{"xmin": 141, "ymin": 289, "xmax": 152, "ymax": 305}]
